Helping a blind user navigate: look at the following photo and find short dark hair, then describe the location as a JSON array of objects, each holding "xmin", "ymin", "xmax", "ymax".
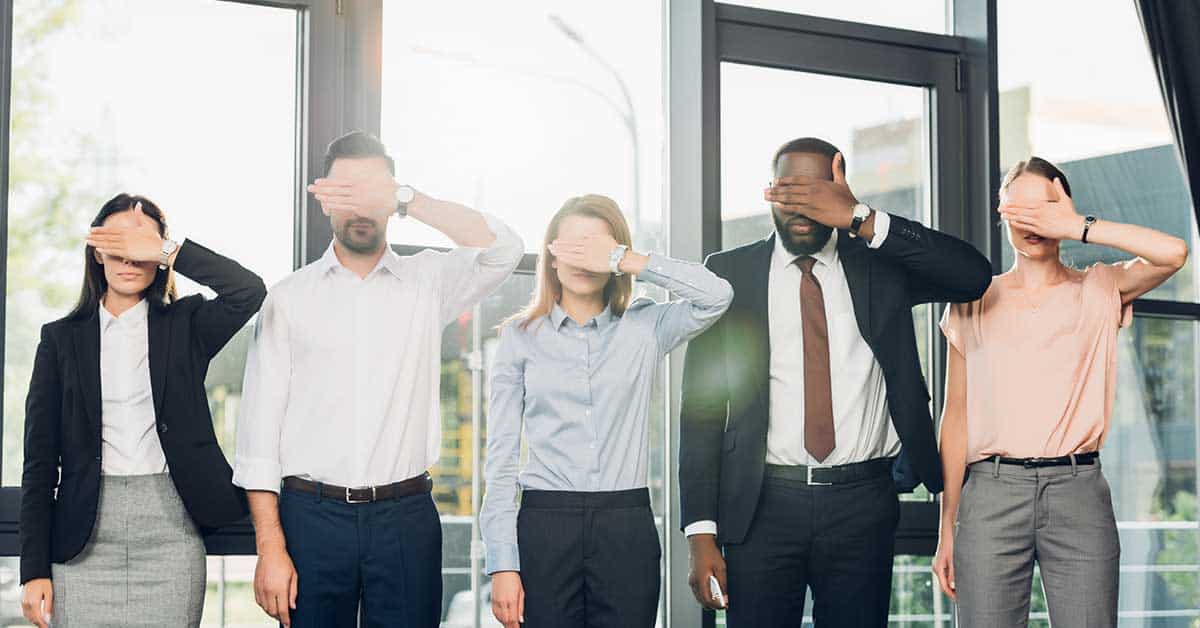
[
  {"xmin": 323, "ymin": 131, "xmax": 395, "ymax": 176},
  {"xmin": 1001, "ymin": 156, "xmax": 1071, "ymax": 198},
  {"xmin": 772, "ymin": 137, "xmax": 845, "ymax": 172}
]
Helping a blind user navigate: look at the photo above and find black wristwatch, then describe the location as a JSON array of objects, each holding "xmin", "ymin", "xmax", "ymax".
[
  {"xmin": 848, "ymin": 203, "xmax": 872, "ymax": 238},
  {"xmin": 1081, "ymin": 215, "xmax": 1097, "ymax": 243}
]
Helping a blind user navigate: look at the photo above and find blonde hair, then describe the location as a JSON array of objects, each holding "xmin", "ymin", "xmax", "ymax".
[{"xmin": 508, "ymin": 194, "xmax": 634, "ymax": 330}]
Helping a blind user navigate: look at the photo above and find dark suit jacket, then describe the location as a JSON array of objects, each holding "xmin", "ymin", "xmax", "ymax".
[
  {"xmin": 20, "ymin": 240, "xmax": 267, "ymax": 583},
  {"xmin": 678, "ymin": 215, "xmax": 992, "ymax": 545}
]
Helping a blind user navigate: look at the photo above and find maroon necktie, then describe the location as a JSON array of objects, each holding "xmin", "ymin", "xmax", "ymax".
[{"xmin": 796, "ymin": 257, "xmax": 835, "ymax": 462}]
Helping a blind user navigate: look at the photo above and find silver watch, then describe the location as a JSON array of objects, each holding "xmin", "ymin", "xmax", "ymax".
[
  {"xmin": 158, "ymin": 238, "xmax": 178, "ymax": 270},
  {"xmin": 609, "ymin": 244, "xmax": 629, "ymax": 276},
  {"xmin": 394, "ymin": 184, "xmax": 416, "ymax": 217}
]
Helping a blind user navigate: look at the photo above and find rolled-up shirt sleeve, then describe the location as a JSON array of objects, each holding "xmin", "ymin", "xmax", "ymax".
[
  {"xmin": 637, "ymin": 253, "xmax": 734, "ymax": 353},
  {"xmin": 479, "ymin": 326, "xmax": 527, "ymax": 574},
  {"xmin": 437, "ymin": 214, "xmax": 525, "ymax": 325},
  {"xmin": 233, "ymin": 291, "xmax": 290, "ymax": 493}
]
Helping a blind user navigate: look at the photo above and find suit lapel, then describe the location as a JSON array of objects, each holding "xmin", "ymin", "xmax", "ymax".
[
  {"xmin": 838, "ymin": 231, "xmax": 874, "ymax": 343},
  {"xmin": 741, "ymin": 236, "xmax": 774, "ymax": 410},
  {"xmin": 72, "ymin": 312, "xmax": 102, "ymax": 437},
  {"xmin": 147, "ymin": 303, "xmax": 172, "ymax": 417}
]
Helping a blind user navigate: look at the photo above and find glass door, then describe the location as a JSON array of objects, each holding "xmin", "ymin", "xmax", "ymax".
[{"xmin": 706, "ymin": 4, "xmax": 967, "ymax": 625}]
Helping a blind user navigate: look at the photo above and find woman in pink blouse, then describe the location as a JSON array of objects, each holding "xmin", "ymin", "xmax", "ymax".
[{"xmin": 932, "ymin": 157, "xmax": 1187, "ymax": 627}]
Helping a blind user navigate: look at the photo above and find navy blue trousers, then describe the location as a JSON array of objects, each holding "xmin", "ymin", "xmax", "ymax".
[{"xmin": 279, "ymin": 486, "xmax": 443, "ymax": 628}]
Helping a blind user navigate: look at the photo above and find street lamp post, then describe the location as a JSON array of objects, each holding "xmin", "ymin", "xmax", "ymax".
[{"xmin": 548, "ymin": 14, "xmax": 642, "ymax": 246}]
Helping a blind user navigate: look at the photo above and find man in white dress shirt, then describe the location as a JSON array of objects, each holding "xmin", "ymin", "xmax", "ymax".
[
  {"xmin": 679, "ymin": 137, "xmax": 992, "ymax": 627},
  {"xmin": 234, "ymin": 131, "xmax": 523, "ymax": 627}
]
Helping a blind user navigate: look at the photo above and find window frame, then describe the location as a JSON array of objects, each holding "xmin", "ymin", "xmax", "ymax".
[{"xmin": 0, "ymin": 0, "xmax": 384, "ymax": 555}]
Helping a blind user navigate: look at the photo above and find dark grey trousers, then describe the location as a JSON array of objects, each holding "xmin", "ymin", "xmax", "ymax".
[{"xmin": 953, "ymin": 458, "xmax": 1120, "ymax": 628}]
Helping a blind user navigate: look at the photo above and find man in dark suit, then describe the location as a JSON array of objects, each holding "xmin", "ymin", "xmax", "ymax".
[{"xmin": 679, "ymin": 137, "xmax": 992, "ymax": 627}]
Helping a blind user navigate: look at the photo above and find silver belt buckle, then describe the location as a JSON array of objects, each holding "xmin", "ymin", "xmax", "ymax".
[
  {"xmin": 807, "ymin": 466, "xmax": 832, "ymax": 486},
  {"xmin": 346, "ymin": 486, "xmax": 376, "ymax": 504}
]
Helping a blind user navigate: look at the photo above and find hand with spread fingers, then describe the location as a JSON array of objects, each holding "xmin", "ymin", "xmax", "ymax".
[
  {"xmin": 764, "ymin": 152, "xmax": 860, "ymax": 229},
  {"xmin": 998, "ymin": 177, "xmax": 1085, "ymax": 241},
  {"xmin": 307, "ymin": 173, "xmax": 401, "ymax": 219},
  {"xmin": 85, "ymin": 202, "xmax": 164, "ymax": 262}
]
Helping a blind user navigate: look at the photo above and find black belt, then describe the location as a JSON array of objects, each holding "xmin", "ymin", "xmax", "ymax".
[
  {"xmin": 282, "ymin": 472, "xmax": 432, "ymax": 504},
  {"xmin": 989, "ymin": 452, "xmax": 1099, "ymax": 468},
  {"xmin": 765, "ymin": 457, "xmax": 894, "ymax": 486}
]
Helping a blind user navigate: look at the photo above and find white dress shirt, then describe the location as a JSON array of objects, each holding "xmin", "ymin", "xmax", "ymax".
[
  {"xmin": 98, "ymin": 299, "xmax": 168, "ymax": 476},
  {"xmin": 233, "ymin": 215, "xmax": 523, "ymax": 492},
  {"xmin": 685, "ymin": 213, "xmax": 901, "ymax": 537}
]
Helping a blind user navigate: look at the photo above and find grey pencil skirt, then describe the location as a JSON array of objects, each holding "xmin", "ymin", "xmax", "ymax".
[{"xmin": 50, "ymin": 473, "xmax": 206, "ymax": 627}]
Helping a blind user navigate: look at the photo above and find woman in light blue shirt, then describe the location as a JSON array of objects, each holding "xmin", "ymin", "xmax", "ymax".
[{"xmin": 482, "ymin": 194, "xmax": 733, "ymax": 628}]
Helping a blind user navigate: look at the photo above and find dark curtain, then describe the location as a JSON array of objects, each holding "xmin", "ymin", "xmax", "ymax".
[{"xmin": 1135, "ymin": 0, "xmax": 1200, "ymax": 222}]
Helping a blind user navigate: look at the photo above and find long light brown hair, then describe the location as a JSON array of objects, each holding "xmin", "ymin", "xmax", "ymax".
[{"xmin": 509, "ymin": 194, "xmax": 634, "ymax": 330}]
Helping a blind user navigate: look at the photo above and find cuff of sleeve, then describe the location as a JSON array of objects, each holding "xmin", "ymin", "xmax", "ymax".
[
  {"xmin": 232, "ymin": 457, "xmax": 282, "ymax": 493},
  {"xmin": 485, "ymin": 542, "xmax": 522, "ymax": 575},
  {"xmin": 867, "ymin": 211, "xmax": 891, "ymax": 249},
  {"xmin": 684, "ymin": 520, "xmax": 718, "ymax": 537}
]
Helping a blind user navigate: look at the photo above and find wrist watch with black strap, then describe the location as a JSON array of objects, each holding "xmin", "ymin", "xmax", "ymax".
[
  {"xmin": 848, "ymin": 203, "xmax": 873, "ymax": 238},
  {"xmin": 394, "ymin": 183, "xmax": 416, "ymax": 218},
  {"xmin": 1081, "ymin": 215, "xmax": 1097, "ymax": 244}
]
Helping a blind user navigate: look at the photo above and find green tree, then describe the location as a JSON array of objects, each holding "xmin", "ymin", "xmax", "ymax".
[{"xmin": 3, "ymin": 0, "xmax": 98, "ymax": 483}]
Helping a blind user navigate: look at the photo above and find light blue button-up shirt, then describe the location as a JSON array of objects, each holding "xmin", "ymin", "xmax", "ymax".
[{"xmin": 480, "ymin": 253, "xmax": 734, "ymax": 574}]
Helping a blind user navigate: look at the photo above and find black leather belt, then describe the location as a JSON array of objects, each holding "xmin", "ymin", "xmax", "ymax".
[
  {"xmin": 765, "ymin": 457, "xmax": 894, "ymax": 486},
  {"xmin": 282, "ymin": 472, "xmax": 432, "ymax": 504},
  {"xmin": 990, "ymin": 452, "xmax": 1099, "ymax": 468}
]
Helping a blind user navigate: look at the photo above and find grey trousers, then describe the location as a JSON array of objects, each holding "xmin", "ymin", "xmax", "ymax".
[
  {"xmin": 51, "ymin": 473, "xmax": 206, "ymax": 627},
  {"xmin": 953, "ymin": 458, "xmax": 1120, "ymax": 628}
]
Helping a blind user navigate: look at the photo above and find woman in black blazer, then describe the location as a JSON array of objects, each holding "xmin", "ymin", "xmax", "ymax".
[{"xmin": 19, "ymin": 194, "xmax": 266, "ymax": 628}]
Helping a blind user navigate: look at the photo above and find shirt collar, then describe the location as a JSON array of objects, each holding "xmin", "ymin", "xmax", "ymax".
[
  {"xmin": 549, "ymin": 303, "xmax": 614, "ymax": 330},
  {"xmin": 99, "ymin": 298, "xmax": 148, "ymax": 331},
  {"xmin": 316, "ymin": 242, "xmax": 405, "ymax": 279},
  {"xmin": 771, "ymin": 228, "xmax": 839, "ymax": 271}
]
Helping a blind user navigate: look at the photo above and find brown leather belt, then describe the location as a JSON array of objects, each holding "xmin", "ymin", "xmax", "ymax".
[{"xmin": 281, "ymin": 472, "xmax": 432, "ymax": 504}]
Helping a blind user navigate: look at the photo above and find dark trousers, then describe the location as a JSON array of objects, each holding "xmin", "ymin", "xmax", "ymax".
[
  {"xmin": 278, "ymin": 486, "xmax": 443, "ymax": 628},
  {"xmin": 724, "ymin": 469, "xmax": 900, "ymax": 628},
  {"xmin": 517, "ymin": 488, "xmax": 661, "ymax": 628}
]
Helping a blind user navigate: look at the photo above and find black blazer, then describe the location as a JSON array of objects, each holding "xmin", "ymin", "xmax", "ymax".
[
  {"xmin": 20, "ymin": 240, "xmax": 267, "ymax": 583},
  {"xmin": 678, "ymin": 215, "xmax": 992, "ymax": 545}
]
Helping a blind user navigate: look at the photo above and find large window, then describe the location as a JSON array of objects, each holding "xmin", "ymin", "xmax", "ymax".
[
  {"xmin": 999, "ymin": 0, "xmax": 1200, "ymax": 624},
  {"xmin": 2, "ymin": 1, "xmax": 300, "ymax": 625},
  {"xmin": 378, "ymin": 1, "xmax": 667, "ymax": 622}
]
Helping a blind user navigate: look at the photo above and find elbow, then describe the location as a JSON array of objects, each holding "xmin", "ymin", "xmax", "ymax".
[
  {"xmin": 715, "ymin": 280, "xmax": 735, "ymax": 313},
  {"xmin": 1168, "ymin": 238, "xmax": 1189, "ymax": 272},
  {"xmin": 249, "ymin": 277, "xmax": 268, "ymax": 312}
]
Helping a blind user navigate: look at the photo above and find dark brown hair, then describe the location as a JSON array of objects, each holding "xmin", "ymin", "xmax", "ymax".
[
  {"xmin": 1001, "ymin": 156, "xmax": 1072, "ymax": 198},
  {"xmin": 67, "ymin": 193, "xmax": 177, "ymax": 321},
  {"xmin": 323, "ymin": 131, "xmax": 395, "ymax": 177}
]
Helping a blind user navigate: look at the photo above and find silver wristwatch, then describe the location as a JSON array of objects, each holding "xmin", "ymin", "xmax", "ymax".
[
  {"xmin": 158, "ymin": 239, "xmax": 178, "ymax": 270},
  {"xmin": 848, "ymin": 203, "xmax": 873, "ymax": 238},
  {"xmin": 609, "ymin": 244, "xmax": 629, "ymax": 276},
  {"xmin": 394, "ymin": 184, "xmax": 416, "ymax": 217}
]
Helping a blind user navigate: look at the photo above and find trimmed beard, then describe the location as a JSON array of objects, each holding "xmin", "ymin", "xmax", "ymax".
[{"xmin": 772, "ymin": 211, "xmax": 834, "ymax": 257}]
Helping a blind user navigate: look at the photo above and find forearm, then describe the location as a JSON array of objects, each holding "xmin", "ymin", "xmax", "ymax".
[
  {"xmin": 878, "ymin": 215, "xmax": 992, "ymax": 303},
  {"xmin": 938, "ymin": 416, "xmax": 967, "ymax": 534},
  {"xmin": 1081, "ymin": 219, "xmax": 1188, "ymax": 269},
  {"xmin": 247, "ymin": 491, "xmax": 287, "ymax": 553},
  {"xmin": 407, "ymin": 193, "xmax": 496, "ymax": 248}
]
